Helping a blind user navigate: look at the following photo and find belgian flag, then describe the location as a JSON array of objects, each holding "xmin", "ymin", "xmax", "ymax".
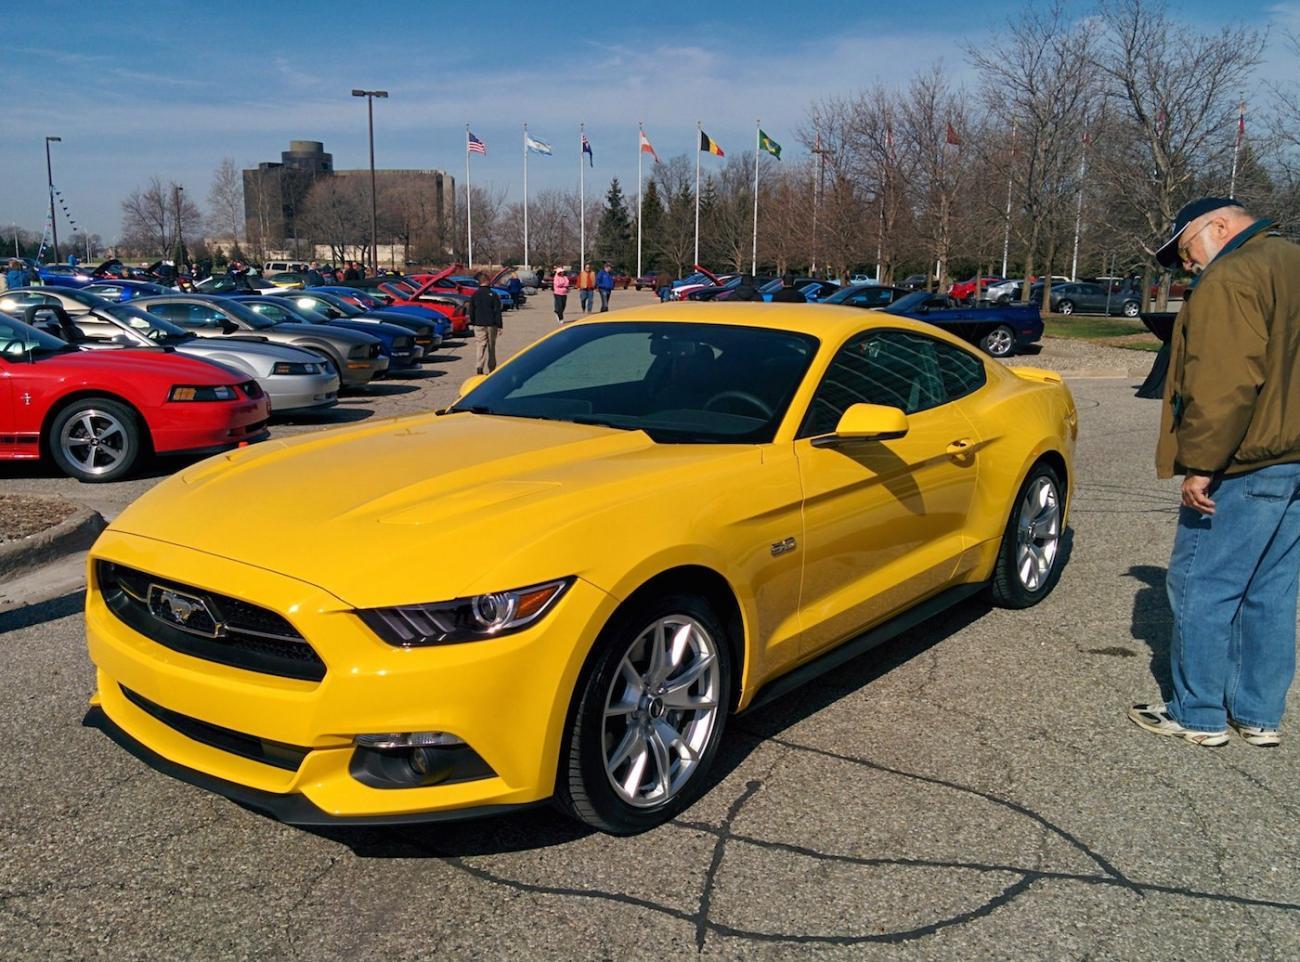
[{"xmin": 699, "ymin": 130, "xmax": 725, "ymax": 157}]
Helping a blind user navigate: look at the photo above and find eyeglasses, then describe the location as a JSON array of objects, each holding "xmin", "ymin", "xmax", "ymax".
[{"xmin": 1177, "ymin": 220, "xmax": 1215, "ymax": 265}]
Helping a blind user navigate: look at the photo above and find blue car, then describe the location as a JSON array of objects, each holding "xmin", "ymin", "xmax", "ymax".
[
  {"xmin": 312, "ymin": 286, "xmax": 452, "ymax": 340},
  {"xmin": 82, "ymin": 280, "xmax": 174, "ymax": 302},
  {"xmin": 36, "ymin": 263, "xmax": 96, "ymax": 288},
  {"xmin": 448, "ymin": 275, "xmax": 514, "ymax": 309},
  {"xmin": 234, "ymin": 296, "xmax": 422, "ymax": 371},
  {"xmin": 759, "ymin": 278, "xmax": 841, "ymax": 303},
  {"xmin": 880, "ymin": 290, "xmax": 1043, "ymax": 357},
  {"xmin": 267, "ymin": 290, "xmax": 442, "ymax": 356}
]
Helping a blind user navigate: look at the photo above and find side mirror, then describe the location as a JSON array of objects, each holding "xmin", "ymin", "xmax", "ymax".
[
  {"xmin": 812, "ymin": 403, "xmax": 909, "ymax": 448},
  {"xmin": 459, "ymin": 373, "xmax": 487, "ymax": 397},
  {"xmin": 220, "ymin": 319, "xmax": 239, "ymax": 335}
]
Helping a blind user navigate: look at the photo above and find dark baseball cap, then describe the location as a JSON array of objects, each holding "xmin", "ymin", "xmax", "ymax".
[{"xmin": 1155, "ymin": 197, "xmax": 1244, "ymax": 268}]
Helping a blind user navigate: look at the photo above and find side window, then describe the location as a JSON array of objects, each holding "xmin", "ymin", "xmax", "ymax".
[
  {"xmin": 187, "ymin": 305, "xmax": 228, "ymax": 328},
  {"xmin": 799, "ymin": 331, "xmax": 948, "ymax": 437},
  {"xmin": 933, "ymin": 341, "xmax": 987, "ymax": 401},
  {"xmin": 0, "ymin": 291, "xmax": 53, "ymax": 312},
  {"xmin": 143, "ymin": 302, "xmax": 189, "ymax": 325}
]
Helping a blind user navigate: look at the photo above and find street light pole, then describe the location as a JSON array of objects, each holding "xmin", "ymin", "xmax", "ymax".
[
  {"xmin": 175, "ymin": 184, "xmax": 185, "ymax": 269},
  {"xmin": 351, "ymin": 89, "xmax": 388, "ymax": 276},
  {"xmin": 45, "ymin": 136, "xmax": 62, "ymax": 263}
]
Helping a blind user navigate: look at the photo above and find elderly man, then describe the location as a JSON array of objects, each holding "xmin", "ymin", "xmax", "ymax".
[
  {"xmin": 467, "ymin": 272, "xmax": 503, "ymax": 374},
  {"xmin": 1128, "ymin": 198, "xmax": 1300, "ymax": 748}
]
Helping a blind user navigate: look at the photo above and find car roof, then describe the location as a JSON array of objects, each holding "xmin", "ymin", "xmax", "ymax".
[{"xmin": 576, "ymin": 301, "xmax": 976, "ymax": 344}]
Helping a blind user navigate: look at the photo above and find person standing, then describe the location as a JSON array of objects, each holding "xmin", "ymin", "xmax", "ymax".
[
  {"xmin": 343, "ymin": 262, "xmax": 360, "ymax": 282},
  {"xmin": 468, "ymin": 272, "xmax": 503, "ymax": 374},
  {"xmin": 305, "ymin": 261, "xmax": 324, "ymax": 287},
  {"xmin": 1128, "ymin": 198, "xmax": 1300, "ymax": 748},
  {"xmin": 654, "ymin": 269, "xmax": 673, "ymax": 302},
  {"xmin": 552, "ymin": 267, "xmax": 570, "ymax": 323},
  {"xmin": 730, "ymin": 275, "xmax": 760, "ymax": 302},
  {"xmin": 576, "ymin": 263, "xmax": 596, "ymax": 313},
  {"xmin": 5, "ymin": 259, "xmax": 30, "ymax": 291},
  {"xmin": 596, "ymin": 262, "xmax": 615, "ymax": 312}
]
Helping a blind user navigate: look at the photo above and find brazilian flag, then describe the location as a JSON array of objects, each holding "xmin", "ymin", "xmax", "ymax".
[{"xmin": 759, "ymin": 129, "xmax": 782, "ymax": 159}]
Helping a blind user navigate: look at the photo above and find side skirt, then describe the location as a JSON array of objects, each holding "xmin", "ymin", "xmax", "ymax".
[{"xmin": 741, "ymin": 582, "xmax": 987, "ymax": 714}]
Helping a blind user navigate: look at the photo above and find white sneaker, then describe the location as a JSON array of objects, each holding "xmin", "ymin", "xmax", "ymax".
[
  {"xmin": 1230, "ymin": 721, "xmax": 1281, "ymax": 747},
  {"xmin": 1127, "ymin": 703, "xmax": 1229, "ymax": 747}
]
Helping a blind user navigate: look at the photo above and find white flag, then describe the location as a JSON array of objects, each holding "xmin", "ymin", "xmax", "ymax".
[{"xmin": 525, "ymin": 135, "xmax": 553, "ymax": 155}]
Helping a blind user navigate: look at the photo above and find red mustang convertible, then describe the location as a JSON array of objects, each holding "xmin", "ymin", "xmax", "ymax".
[{"xmin": 0, "ymin": 313, "xmax": 270, "ymax": 482}]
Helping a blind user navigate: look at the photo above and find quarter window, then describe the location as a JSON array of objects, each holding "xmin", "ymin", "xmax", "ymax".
[{"xmin": 800, "ymin": 330, "xmax": 985, "ymax": 438}]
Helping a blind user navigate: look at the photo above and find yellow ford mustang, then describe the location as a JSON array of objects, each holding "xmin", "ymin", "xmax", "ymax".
[{"xmin": 84, "ymin": 303, "xmax": 1076, "ymax": 834}]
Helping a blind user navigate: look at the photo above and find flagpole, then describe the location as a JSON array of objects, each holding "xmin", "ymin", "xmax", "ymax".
[
  {"xmin": 1230, "ymin": 101, "xmax": 1245, "ymax": 198},
  {"xmin": 694, "ymin": 121, "xmax": 701, "ymax": 267},
  {"xmin": 465, "ymin": 124, "xmax": 473, "ymax": 270},
  {"xmin": 751, "ymin": 119, "xmax": 760, "ymax": 275},
  {"xmin": 1070, "ymin": 123, "xmax": 1088, "ymax": 281},
  {"xmin": 1001, "ymin": 120, "xmax": 1015, "ymax": 278},
  {"xmin": 876, "ymin": 116, "xmax": 886, "ymax": 283},
  {"xmin": 523, "ymin": 123, "xmax": 530, "ymax": 269},
  {"xmin": 637, "ymin": 122, "xmax": 644, "ymax": 279},
  {"xmin": 579, "ymin": 122, "xmax": 585, "ymax": 270}
]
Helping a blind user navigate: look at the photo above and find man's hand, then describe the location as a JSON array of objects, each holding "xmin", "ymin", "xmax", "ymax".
[{"xmin": 1181, "ymin": 472, "xmax": 1216, "ymax": 515}]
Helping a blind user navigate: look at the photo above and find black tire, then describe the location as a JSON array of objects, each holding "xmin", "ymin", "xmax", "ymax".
[
  {"xmin": 988, "ymin": 461, "xmax": 1066, "ymax": 609},
  {"xmin": 980, "ymin": 324, "xmax": 1016, "ymax": 358},
  {"xmin": 556, "ymin": 592, "xmax": 733, "ymax": 834},
  {"xmin": 996, "ymin": 294, "xmax": 1010, "ymax": 305},
  {"xmin": 1058, "ymin": 299, "xmax": 1075, "ymax": 315},
  {"xmin": 48, "ymin": 397, "xmax": 143, "ymax": 483}
]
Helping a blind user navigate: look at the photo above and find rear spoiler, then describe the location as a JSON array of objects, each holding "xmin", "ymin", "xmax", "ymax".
[{"xmin": 1009, "ymin": 366, "xmax": 1062, "ymax": 384}]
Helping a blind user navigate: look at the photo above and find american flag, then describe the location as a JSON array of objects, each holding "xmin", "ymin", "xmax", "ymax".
[{"xmin": 467, "ymin": 131, "xmax": 486, "ymax": 155}]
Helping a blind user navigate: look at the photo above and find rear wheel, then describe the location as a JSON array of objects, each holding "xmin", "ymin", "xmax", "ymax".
[
  {"xmin": 989, "ymin": 462, "xmax": 1065, "ymax": 608},
  {"xmin": 557, "ymin": 593, "xmax": 732, "ymax": 834},
  {"xmin": 1122, "ymin": 300, "xmax": 1140, "ymax": 318},
  {"xmin": 980, "ymin": 324, "xmax": 1016, "ymax": 358},
  {"xmin": 49, "ymin": 397, "xmax": 142, "ymax": 483},
  {"xmin": 1058, "ymin": 299, "xmax": 1075, "ymax": 315}
]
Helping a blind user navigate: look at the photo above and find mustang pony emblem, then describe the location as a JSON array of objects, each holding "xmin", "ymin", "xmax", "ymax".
[{"xmin": 147, "ymin": 585, "xmax": 222, "ymax": 638}]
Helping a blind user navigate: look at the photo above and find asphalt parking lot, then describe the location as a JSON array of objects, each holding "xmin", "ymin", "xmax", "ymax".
[{"xmin": 2, "ymin": 292, "xmax": 1297, "ymax": 959}]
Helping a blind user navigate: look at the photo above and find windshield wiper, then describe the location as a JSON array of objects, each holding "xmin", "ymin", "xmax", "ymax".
[{"xmin": 570, "ymin": 415, "xmax": 633, "ymax": 431}]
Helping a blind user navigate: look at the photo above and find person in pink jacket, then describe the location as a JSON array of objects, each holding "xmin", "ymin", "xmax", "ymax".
[{"xmin": 552, "ymin": 267, "xmax": 570, "ymax": 323}]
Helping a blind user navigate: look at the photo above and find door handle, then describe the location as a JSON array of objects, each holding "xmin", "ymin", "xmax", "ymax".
[{"xmin": 946, "ymin": 438, "xmax": 975, "ymax": 458}]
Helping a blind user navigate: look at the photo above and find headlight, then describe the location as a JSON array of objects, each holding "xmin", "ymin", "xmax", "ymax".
[
  {"xmin": 271, "ymin": 361, "xmax": 320, "ymax": 375},
  {"xmin": 357, "ymin": 578, "xmax": 572, "ymax": 647},
  {"xmin": 347, "ymin": 344, "xmax": 368, "ymax": 359},
  {"xmin": 169, "ymin": 385, "xmax": 237, "ymax": 401}
]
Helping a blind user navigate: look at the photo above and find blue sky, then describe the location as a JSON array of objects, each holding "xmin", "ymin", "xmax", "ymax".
[{"xmin": 2, "ymin": 0, "xmax": 1296, "ymax": 241}]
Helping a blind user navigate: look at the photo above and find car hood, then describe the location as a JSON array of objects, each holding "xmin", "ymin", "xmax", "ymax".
[
  {"xmin": 178, "ymin": 338, "xmax": 321, "ymax": 364},
  {"xmin": 108, "ymin": 412, "xmax": 756, "ymax": 607},
  {"xmin": 42, "ymin": 347, "xmax": 247, "ymax": 383}
]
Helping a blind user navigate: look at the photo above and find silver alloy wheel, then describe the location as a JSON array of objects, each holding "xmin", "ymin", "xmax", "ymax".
[
  {"xmin": 1123, "ymin": 301, "xmax": 1140, "ymax": 317},
  {"xmin": 1059, "ymin": 301, "xmax": 1074, "ymax": 315},
  {"xmin": 1016, "ymin": 474, "xmax": 1061, "ymax": 591},
  {"xmin": 985, "ymin": 326, "xmax": 1014, "ymax": 356},
  {"xmin": 58, "ymin": 408, "xmax": 130, "ymax": 477},
  {"xmin": 602, "ymin": 615, "xmax": 722, "ymax": 808}
]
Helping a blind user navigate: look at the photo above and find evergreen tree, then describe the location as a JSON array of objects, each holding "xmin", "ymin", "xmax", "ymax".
[
  {"xmin": 640, "ymin": 178, "xmax": 664, "ymax": 272},
  {"xmin": 594, "ymin": 177, "xmax": 634, "ymax": 270}
]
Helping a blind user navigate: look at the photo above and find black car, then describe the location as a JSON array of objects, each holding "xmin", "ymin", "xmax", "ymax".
[
  {"xmin": 820, "ymin": 284, "xmax": 911, "ymax": 309},
  {"xmin": 899, "ymin": 273, "xmax": 930, "ymax": 290}
]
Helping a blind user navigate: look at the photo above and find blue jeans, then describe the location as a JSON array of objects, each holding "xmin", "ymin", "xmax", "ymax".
[
  {"xmin": 598, "ymin": 288, "xmax": 611, "ymax": 311},
  {"xmin": 1166, "ymin": 462, "xmax": 1300, "ymax": 731},
  {"xmin": 579, "ymin": 289, "xmax": 593, "ymax": 312}
]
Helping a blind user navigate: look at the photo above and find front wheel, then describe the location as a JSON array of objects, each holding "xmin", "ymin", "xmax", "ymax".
[
  {"xmin": 1122, "ymin": 300, "xmax": 1140, "ymax": 318},
  {"xmin": 557, "ymin": 593, "xmax": 732, "ymax": 834},
  {"xmin": 1058, "ymin": 299, "xmax": 1075, "ymax": 315},
  {"xmin": 988, "ymin": 462, "xmax": 1065, "ymax": 608},
  {"xmin": 980, "ymin": 324, "xmax": 1016, "ymax": 358},
  {"xmin": 49, "ymin": 397, "xmax": 143, "ymax": 482}
]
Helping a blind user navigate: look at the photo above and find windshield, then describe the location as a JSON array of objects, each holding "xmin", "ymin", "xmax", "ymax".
[
  {"xmin": 882, "ymin": 291, "xmax": 933, "ymax": 314},
  {"xmin": 823, "ymin": 285, "xmax": 869, "ymax": 304},
  {"xmin": 292, "ymin": 293, "xmax": 356, "ymax": 317},
  {"xmin": 102, "ymin": 303, "xmax": 191, "ymax": 342},
  {"xmin": 451, "ymin": 321, "xmax": 819, "ymax": 444},
  {"xmin": 0, "ymin": 315, "xmax": 78, "ymax": 358}
]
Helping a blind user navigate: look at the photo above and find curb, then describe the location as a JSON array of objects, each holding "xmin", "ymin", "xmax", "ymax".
[{"xmin": 0, "ymin": 508, "xmax": 107, "ymax": 584}]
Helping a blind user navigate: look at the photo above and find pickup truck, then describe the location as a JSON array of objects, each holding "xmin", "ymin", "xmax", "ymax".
[{"xmin": 881, "ymin": 291, "xmax": 1043, "ymax": 357}]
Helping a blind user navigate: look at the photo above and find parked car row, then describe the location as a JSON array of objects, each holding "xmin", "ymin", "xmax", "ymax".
[{"xmin": 0, "ymin": 280, "xmax": 470, "ymax": 483}]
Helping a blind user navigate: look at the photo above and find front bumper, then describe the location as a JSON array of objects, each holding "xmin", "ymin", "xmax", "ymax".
[
  {"xmin": 150, "ymin": 396, "xmax": 271, "ymax": 455},
  {"xmin": 339, "ymin": 355, "xmax": 387, "ymax": 388},
  {"xmin": 264, "ymin": 371, "xmax": 340, "ymax": 413},
  {"xmin": 84, "ymin": 531, "xmax": 615, "ymax": 823}
]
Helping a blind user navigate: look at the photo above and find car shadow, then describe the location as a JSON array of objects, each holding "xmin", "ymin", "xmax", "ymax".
[
  {"xmin": 349, "ymin": 383, "xmax": 419, "ymax": 398},
  {"xmin": 274, "ymin": 406, "xmax": 374, "ymax": 426},
  {"xmin": 382, "ymin": 369, "xmax": 443, "ymax": 381},
  {"xmin": 305, "ymin": 591, "xmax": 996, "ymax": 859},
  {"xmin": 1126, "ymin": 563, "xmax": 1172, "ymax": 702},
  {"xmin": 422, "ymin": 354, "xmax": 461, "ymax": 364},
  {"xmin": 0, "ymin": 589, "xmax": 84, "ymax": 633}
]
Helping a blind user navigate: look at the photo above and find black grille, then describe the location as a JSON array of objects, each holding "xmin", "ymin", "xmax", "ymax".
[
  {"xmin": 368, "ymin": 343, "xmax": 381, "ymax": 358},
  {"xmin": 121, "ymin": 685, "xmax": 310, "ymax": 771},
  {"xmin": 97, "ymin": 561, "xmax": 326, "ymax": 682},
  {"xmin": 241, "ymin": 380, "xmax": 264, "ymax": 399}
]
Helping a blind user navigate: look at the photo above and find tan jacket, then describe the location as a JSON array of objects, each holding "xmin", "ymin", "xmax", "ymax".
[{"xmin": 1157, "ymin": 230, "xmax": 1300, "ymax": 478}]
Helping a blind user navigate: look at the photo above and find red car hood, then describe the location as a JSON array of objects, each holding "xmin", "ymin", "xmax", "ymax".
[{"xmin": 43, "ymin": 348, "xmax": 246, "ymax": 384}]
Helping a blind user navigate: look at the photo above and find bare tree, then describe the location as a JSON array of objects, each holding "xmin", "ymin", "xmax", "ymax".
[
  {"xmin": 119, "ymin": 177, "xmax": 202, "ymax": 257},
  {"xmin": 1095, "ymin": 0, "xmax": 1264, "ymax": 304},
  {"xmin": 206, "ymin": 157, "xmax": 244, "ymax": 247},
  {"xmin": 296, "ymin": 177, "xmax": 370, "ymax": 265}
]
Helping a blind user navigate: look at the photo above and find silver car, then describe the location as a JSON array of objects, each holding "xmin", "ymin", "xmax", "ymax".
[{"xmin": 22, "ymin": 301, "xmax": 340, "ymax": 415}]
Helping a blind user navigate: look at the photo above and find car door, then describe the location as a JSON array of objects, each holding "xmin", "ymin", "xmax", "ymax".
[{"xmin": 793, "ymin": 329, "xmax": 983, "ymax": 658}]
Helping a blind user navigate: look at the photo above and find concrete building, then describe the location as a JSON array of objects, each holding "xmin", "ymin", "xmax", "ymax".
[{"xmin": 243, "ymin": 140, "xmax": 455, "ymax": 264}]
